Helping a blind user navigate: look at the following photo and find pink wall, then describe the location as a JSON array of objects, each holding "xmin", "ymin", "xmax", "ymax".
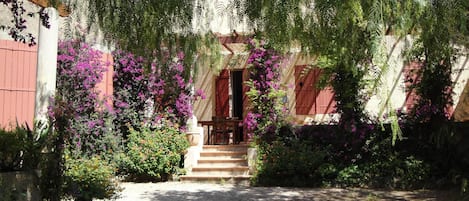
[
  {"xmin": 96, "ymin": 53, "xmax": 114, "ymax": 100},
  {"xmin": 0, "ymin": 40, "xmax": 38, "ymax": 129},
  {"xmin": 0, "ymin": 40, "xmax": 114, "ymax": 129}
]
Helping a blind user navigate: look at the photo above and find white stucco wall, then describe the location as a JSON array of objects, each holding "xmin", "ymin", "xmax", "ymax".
[
  {"xmin": 34, "ymin": 7, "xmax": 59, "ymax": 129},
  {"xmin": 192, "ymin": 0, "xmax": 251, "ymax": 35},
  {"xmin": 365, "ymin": 36, "xmax": 410, "ymax": 119},
  {"xmin": 0, "ymin": 1, "xmax": 40, "ymax": 41},
  {"xmin": 451, "ymin": 50, "xmax": 469, "ymax": 109}
]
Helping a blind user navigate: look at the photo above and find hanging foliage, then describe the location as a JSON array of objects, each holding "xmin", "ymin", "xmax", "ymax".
[
  {"xmin": 406, "ymin": 0, "xmax": 468, "ymax": 124},
  {"xmin": 233, "ymin": 0, "xmax": 468, "ymax": 133},
  {"xmin": 64, "ymin": 0, "xmax": 221, "ymax": 70}
]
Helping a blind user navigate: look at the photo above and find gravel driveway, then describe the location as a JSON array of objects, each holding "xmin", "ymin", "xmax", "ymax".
[{"xmin": 110, "ymin": 182, "xmax": 457, "ymax": 201}]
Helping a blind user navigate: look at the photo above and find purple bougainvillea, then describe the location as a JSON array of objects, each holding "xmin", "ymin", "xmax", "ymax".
[
  {"xmin": 52, "ymin": 40, "xmax": 205, "ymax": 156},
  {"xmin": 53, "ymin": 40, "xmax": 120, "ymax": 157},
  {"xmin": 244, "ymin": 38, "xmax": 285, "ymax": 142},
  {"xmin": 112, "ymin": 50, "xmax": 150, "ymax": 137},
  {"xmin": 113, "ymin": 50, "xmax": 204, "ymax": 131},
  {"xmin": 151, "ymin": 52, "xmax": 203, "ymax": 127}
]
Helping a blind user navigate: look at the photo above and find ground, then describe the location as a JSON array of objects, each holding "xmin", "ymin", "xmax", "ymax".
[{"xmin": 109, "ymin": 182, "xmax": 461, "ymax": 201}]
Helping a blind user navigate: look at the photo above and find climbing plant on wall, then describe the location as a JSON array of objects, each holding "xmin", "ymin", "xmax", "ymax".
[
  {"xmin": 406, "ymin": 0, "xmax": 468, "ymax": 124},
  {"xmin": 244, "ymin": 38, "xmax": 286, "ymax": 143},
  {"xmin": 235, "ymin": 0, "xmax": 390, "ymax": 129}
]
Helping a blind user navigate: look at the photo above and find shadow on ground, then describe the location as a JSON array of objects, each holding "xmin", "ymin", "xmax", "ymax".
[{"xmin": 133, "ymin": 184, "xmax": 458, "ymax": 201}]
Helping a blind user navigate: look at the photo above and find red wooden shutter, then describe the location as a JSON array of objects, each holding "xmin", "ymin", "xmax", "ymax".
[
  {"xmin": 403, "ymin": 62, "xmax": 421, "ymax": 112},
  {"xmin": 316, "ymin": 86, "xmax": 335, "ymax": 114},
  {"xmin": 295, "ymin": 65, "xmax": 316, "ymax": 115},
  {"xmin": 403, "ymin": 61, "xmax": 454, "ymax": 116},
  {"xmin": 294, "ymin": 65, "xmax": 335, "ymax": 115},
  {"xmin": 215, "ymin": 69, "xmax": 230, "ymax": 117}
]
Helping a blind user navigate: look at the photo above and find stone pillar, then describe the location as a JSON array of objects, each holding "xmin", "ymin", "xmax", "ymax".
[
  {"xmin": 34, "ymin": 7, "xmax": 59, "ymax": 131},
  {"xmin": 184, "ymin": 115, "xmax": 204, "ymax": 170},
  {"xmin": 247, "ymin": 147, "xmax": 257, "ymax": 174}
]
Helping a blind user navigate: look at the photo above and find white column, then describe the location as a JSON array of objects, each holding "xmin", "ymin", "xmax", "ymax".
[{"xmin": 34, "ymin": 7, "xmax": 59, "ymax": 130}]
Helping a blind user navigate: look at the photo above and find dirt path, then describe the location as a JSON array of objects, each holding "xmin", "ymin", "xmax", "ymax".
[{"xmin": 110, "ymin": 182, "xmax": 459, "ymax": 201}]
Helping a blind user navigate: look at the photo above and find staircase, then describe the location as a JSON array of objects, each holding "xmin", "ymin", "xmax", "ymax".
[{"xmin": 180, "ymin": 145, "xmax": 251, "ymax": 185}]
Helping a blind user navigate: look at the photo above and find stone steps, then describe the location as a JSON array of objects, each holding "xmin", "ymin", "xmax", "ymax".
[
  {"xmin": 199, "ymin": 151, "xmax": 247, "ymax": 159},
  {"xmin": 191, "ymin": 166, "xmax": 250, "ymax": 176},
  {"xmin": 179, "ymin": 175, "xmax": 251, "ymax": 185},
  {"xmin": 202, "ymin": 145, "xmax": 249, "ymax": 152},
  {"xmin": 197, "ymin": 159, "xmax": 248, "ymax": 167},
  {"xmin": 181, "ymin": 145, "xmax": 251, "ymax": 185}
]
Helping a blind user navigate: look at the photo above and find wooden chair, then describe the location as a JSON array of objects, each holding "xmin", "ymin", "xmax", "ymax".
[
  {"xmin": 211, "ymin": 116, "xmax": 232, "ymax": 145},
  {"xmin": 226, "ymin": 117, "xmax": 242, "ymax": 144}
]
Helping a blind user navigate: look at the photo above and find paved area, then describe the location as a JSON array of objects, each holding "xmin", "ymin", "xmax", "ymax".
[{"xmin": 110, "ymin": 182, "xmax": 458, "ymax": 201}]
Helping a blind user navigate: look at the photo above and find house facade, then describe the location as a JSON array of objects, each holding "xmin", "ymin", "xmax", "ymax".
[
  {"xmin": 1, "ymin": 0, "xmax": 469, "ymax": 132},
  {"xmin": 192, "ymin": 34, "xmax": 469, "ymax": 143}
]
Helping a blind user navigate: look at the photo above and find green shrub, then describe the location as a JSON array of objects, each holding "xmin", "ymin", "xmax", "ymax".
[
  {"xmin": 0, "ymin": 177, "xmax": 15, "ymax": 201},
  {"xmin": 0, "ymin": 128, "xmax": 23, "ymax": 171},
  {"xmin": 253, "ymin": 140, "xmax": 329, "ymax": 187},
  {"xmin": 361, "ymin": 155, "xmax": 430, "ymax": 189},
  {"xmin": 359, "ymin": 129, "xmax": 431, "ymax": 189},
  {"xmin": 119, "ymin": 125, "xmax": 189, "ymax": 180},
  {"xmin": 0, "ymin": 124, "xmax": 45, "ymax": 171},
  {"xmin": 316, "ymin": 163, "xmax": 338, "ymax": 186},
  {"xmin": 253, "ymin": 124, "xmax": 434, "ymax": 189},
  {"xmin": 64, "ymin": 156, "xmax": 120, "ymax": 201},
  {"xmin": 336, "ymin": 165, "xmax": 365, "ymax": 187}
]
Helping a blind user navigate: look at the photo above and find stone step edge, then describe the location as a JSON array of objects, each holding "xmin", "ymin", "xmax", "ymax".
[
  {"xmin": 180, "ymin": 175, "xmax": 251, "ymax": 179},
  {"xmin": 196, "ymin": 164, "xmax": 249, "ymax": 168},
  {"xmin": 179, "ymin": 175, "xmax": 252, "ymax": 185},
  {"xmin": 203, "ymin": 145, "xmax": 249, "ymax": 148},
  {"xmin": 198, "ymin": 159, "xmax": 247, "ymax": 163},
  {"xmin": 192, "ymin": 166, "xmax": 249, "ymax": 171},
  {"xmin": 200, "ymin": 151, "xmax": 247, "ymax": 155}
]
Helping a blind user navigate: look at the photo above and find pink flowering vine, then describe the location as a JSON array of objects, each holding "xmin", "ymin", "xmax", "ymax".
[
  {"xmin": 53, "ymin": 40, "xmax": 120, "ymax": 156},
  {"xmin": 244, "ymin": 38, "xmax": 285, "ymax": 142},
  {"xmin": 113, "ymin": 50, "xmax": 204, "ymax": 130}
]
